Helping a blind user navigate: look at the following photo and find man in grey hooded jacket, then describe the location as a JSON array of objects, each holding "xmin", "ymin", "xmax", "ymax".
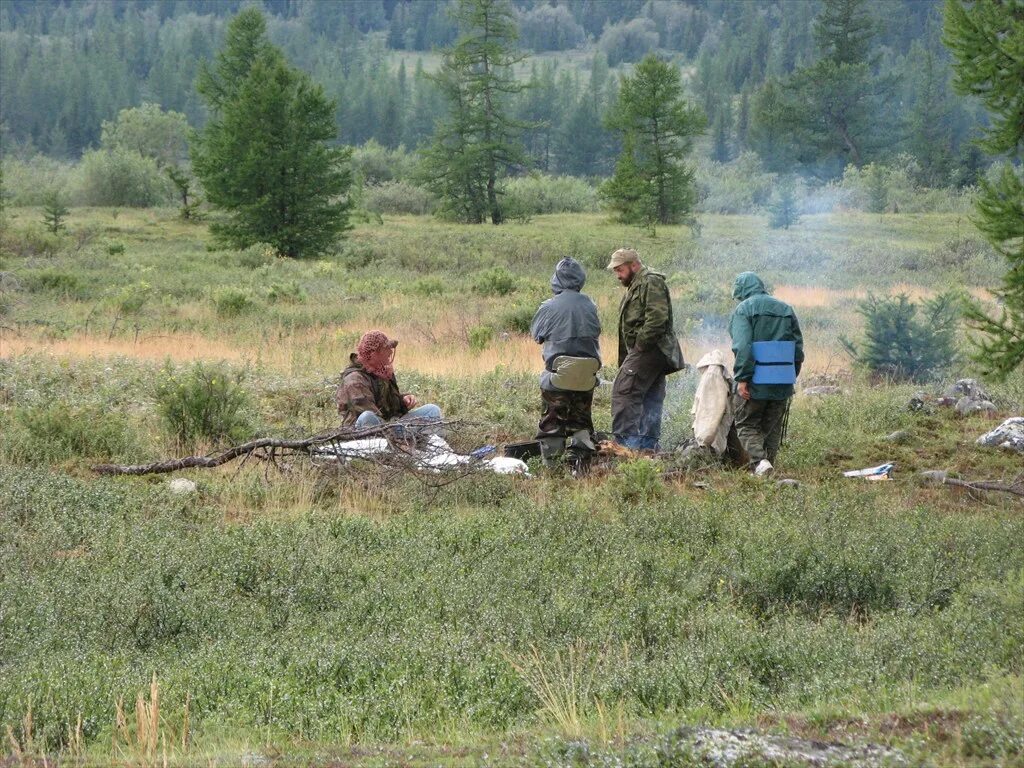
[{"xmin": 531, "ymin": 258, "xmax": 602, "ymax": 464}]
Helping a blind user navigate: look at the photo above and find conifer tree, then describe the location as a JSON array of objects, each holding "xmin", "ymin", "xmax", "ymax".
[
  {"xmin": 191, "ymin": 9, "xmax": 352, "ymax": 258},
  {"xmin": 601, "ymin": 55, "xmax": 705, "ymax": 229},
  {"xmin": 420, "ymin": 0, "xmax": 527, "ymax": 224},
  {"xmin": 768, "ymin": 176, "xmax": 799, "ymax": 229},
  {"xmin": 41, "ymin": 188, "xmax": 69, "ymax": 234},
  {"xmin": 944, "ymin": 0, "xmax": 1024, "ymax": 378}
]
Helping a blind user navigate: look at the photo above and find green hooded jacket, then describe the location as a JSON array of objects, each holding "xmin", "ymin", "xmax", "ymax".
[
  {"xmin": 617, "ymin": 267, "xmax": 685, "ymax": 371},
  {"xmin": 729, "ymin": 272, "xmax": 804, "ymax": 400}
]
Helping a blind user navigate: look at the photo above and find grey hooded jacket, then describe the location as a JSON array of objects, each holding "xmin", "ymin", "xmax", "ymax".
[{"xmin": 531, "ymin": 258, "xmax": 602, "ymax": 391}]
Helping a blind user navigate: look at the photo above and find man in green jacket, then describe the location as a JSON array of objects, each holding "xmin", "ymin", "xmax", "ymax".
[
  {"xmin": 728, "ymin": 272, "xmax": 804, "ymax": 476},
  {"xmin": 608, "ymin": 248, "xmax": 685, "ymax": 451}
]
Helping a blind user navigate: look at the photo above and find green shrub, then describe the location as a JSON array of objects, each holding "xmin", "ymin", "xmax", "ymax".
[
  {"xmin": 363, "ymin": 181, "xmax": 437, "ymax": 216},
  {"xmin": 498, "ymin": 304, "xmax": 536, "ymax": 334},
  {"xmin": 264, "ymin": 281, "xmax": 307, "ymax": 304},
  {"xmin": 696, "ymin": 152, "xmax": 776, "ymax": 214},
  {"xmin": 0, "ymin": 224, "xmax": 64, "ymax": 258},
  {"xmin": 234, "ymin": 242, "xmax": 278, "ymax": 268},
  {"xmin": 841, "ymin": 292, "xmax": 960, "ymax": 382},
  {"xmin": 24, "ymin": 268, "xmax": 82, "ymax": 298},
  {"xmin": 0, "ymin": 155, "xmax": 75, "ymax": 205},
  {"xmin": 468, "ymin": 324, "xmax": 495, "ymax": 352},
  {"xmin": 412, "ymin": 276, "xmax": 447, "ymax": 296},
  {"xmin": 502, "ymin": 175, "xmax": 600, "ymax": 217},
  {"xmin": 1, "ymin": 403, "xmax": 141, "ymax": 463},
  {"xmin": 155, "ymin": 362, "xmax": 254, "ymax": 446},
  {"xmin": 608, "ymin": 458, "xmax": 665, "ymax": 502},
  {"xmin": 106, "ymin": 241, "xmax": 125, "ymax": 255},
  {"xmin": 212, "ymin": 287, "xmax": 256, "ymax": 317},
  {"xmin": 71, "ymin": 147, "xmax": 174, "ymax": 207},
  {"xmin": 351, "ymin": 140, "xmax": 417, "ymax": 184},
  {"xmin": 473, "ymin": 267, "xmax": 517, "ymax": 297}
]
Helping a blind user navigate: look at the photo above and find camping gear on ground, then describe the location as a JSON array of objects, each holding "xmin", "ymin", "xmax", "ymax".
[
  {"xmin": 843, "ymin": 462, "xmax": 894, "ymax": 480},
  {"xmin": 317, "ymin": 434, "xmax": 529, "ymax": 475},
  {"xmin": 504, "ymin": 440, "xmax": 543, "ymax": 460}
]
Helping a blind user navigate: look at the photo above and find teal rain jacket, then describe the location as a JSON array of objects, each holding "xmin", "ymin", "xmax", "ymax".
[{"xmin": 729, "ymin": 272, "xmax": 804, "ymax": 400}]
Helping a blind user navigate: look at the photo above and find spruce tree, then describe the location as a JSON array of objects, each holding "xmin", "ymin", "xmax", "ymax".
[
  {"xmin": 191, "ymin": 9, "xmax": 352, "ymax": 258},
  {"xmin": 944, "ymin": 0, "xmax": 1024, "ymax": 378},
  {"xmin": 420, "ymin": 0, "xmax": 527, "ymax": 224},
  {"xmin": 768, "ymin": 176, "xmax": 799, "ymax": 229},
  {"xmin": 41, "ymin": 188, "xmax": 69, "ymax": 234},
  {"xmin": 601, "ymin": 55, "xmax": 705, "ymax": 229}
]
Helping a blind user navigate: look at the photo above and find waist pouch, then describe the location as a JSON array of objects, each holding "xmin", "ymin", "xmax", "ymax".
[
  {"xmin": 549, "ymin": 356, "xmax": 600, "ymax": 391},
  {"xmin": 751, "ymin": 341, "xmax": 796, "ymax": 385}
]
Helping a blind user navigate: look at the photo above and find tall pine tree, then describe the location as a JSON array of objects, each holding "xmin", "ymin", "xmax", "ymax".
[
  {"xmin": 601, "ymin": 55, "xmax": 705, "ymax": 229},
  {"xmin": 191, "ymin": 9, "xmax": 352, "ymax": 258},
  {"xmin": 419, "ymin": 0, "xmax": 527, "ymax": 224}
]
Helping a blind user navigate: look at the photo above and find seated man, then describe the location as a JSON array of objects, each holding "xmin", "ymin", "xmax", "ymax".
[{"xmin": 336, "ymin": 330, "xmax": 442, "ymax": 431}]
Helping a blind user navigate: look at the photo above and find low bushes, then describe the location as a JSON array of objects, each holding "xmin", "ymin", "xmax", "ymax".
[{"xmin": 154, "ymin": 362, "xmax": 255, "ymax": 446}]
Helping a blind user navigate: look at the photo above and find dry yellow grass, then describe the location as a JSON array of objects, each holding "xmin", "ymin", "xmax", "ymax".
[
  {"xmin": 2, "ymin": 328, "xmax": 838, "ymax": 376},
  {"xmin": 773, "ymin": 283, "xmax": 989, "ymax": 308}
]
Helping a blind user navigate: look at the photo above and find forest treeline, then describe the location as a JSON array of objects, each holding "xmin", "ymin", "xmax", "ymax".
[{"xmin": 0, "ymin": 0, "xmax": 987, "ymax": 185}]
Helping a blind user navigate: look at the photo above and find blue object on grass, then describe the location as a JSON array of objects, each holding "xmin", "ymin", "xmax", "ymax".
[{"xmin": 470, "ymin": 445, "xmax": 497, "ymax": 459}]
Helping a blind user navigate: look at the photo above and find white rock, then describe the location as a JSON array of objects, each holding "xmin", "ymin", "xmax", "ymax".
[
  {"xmin": 168, "ymin": 478, "xmax": 197, "ymax": 495},
  {"xmin": 976, "ymin": 417, "xmax": 1024, "ymax": 454}
]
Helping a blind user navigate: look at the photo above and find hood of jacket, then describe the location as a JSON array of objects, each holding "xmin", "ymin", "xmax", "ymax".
[
  {"xmin": 551, "ymin": 257, "xmax": 586, "ymax": 294},
  {"xmin": 695, "ymin": 349, "xmax": 733, "ymax": 378},
  {"xmin": 732, "ymin": 272, "xmax": 767, "ymax": 301}
]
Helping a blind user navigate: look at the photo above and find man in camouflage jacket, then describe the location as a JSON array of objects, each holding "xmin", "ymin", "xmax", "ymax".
[
  {"xmin": 336, "ymin": 330, "xmax": 441, "ymax": 429},
  {"xmin": 608, "ymin": 248, "xmax": 685, "ymax": 451}
]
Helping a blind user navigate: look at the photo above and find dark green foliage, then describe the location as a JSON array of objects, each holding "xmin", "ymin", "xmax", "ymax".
[
  {"xmin": 192, "ymin": 9, "xmax": 353, "ymax": 258},
  {"xmin": 601, "ymin": 55, "xmax": 705, "ymax": 228},
  {"xmin": 472, "ymin": 266, "xmax": 517, "ymax": 296},
  {"xmin": 40, "ymin": 188, "xmax": 69, "ymax": 233},
  {"xmin": 419, "ymin": 0, "xmax": 527, "ymax": 224},
  {"xmin": 165, "ymin": 166, "xmax": 200, "ymax": 221},
  {"xmin": 154, "ymin": 361, "xmax": 254, "ymax": 446},
  {"xmin": 944, "ymin": 0, "xmax": 1024, "ymax": 378},
  {"xmin": 752, "ymin": 0, "xmax": 896, "ymax": 176},
  {"xmin": 767, "ymin": 176, "xmax": 799, "ymax": 229},
  {"xmin": 841, "ymin": 292, "xmax": 960, "ymax": 381},
  {"xmin": 866, "ymin": 163, "xmax": 888, "ymax": 213}
]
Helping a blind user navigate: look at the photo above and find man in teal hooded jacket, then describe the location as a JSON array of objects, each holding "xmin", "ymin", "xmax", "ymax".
[{"xmin": 728, "ymin": 272, "xmax": 804, "ymax": 475}]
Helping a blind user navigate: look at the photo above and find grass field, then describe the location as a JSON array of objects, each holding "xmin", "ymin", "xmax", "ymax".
[{"xmin": 0, "ymin": 207, "xmax": 1021, "ymax": 766}]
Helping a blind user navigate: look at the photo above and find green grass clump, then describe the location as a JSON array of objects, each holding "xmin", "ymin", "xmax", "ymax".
[{"xmin": 154, "ymin": 362, "xmax": 255, "ymax": 446}]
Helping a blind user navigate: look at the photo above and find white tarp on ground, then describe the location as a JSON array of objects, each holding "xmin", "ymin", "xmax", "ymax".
[{"xmin": 314, "ymin": 434, "xmax": 530, "ymax": 475}]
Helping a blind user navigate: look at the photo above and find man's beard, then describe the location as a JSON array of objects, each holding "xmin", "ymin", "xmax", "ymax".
[{"xmin": 618, "ymin": 272, "xmax": 635, "ymax": 287}]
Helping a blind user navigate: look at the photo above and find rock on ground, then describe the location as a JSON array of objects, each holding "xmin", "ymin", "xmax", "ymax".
[
  {"xmin": 945, "ymin": 378, "xmax": 990, "ymax": 402},
  {"xmin": 976, "ymin": 417, "xmax": 1024, "ymax": 454},
  {"xmin": 168, "ymin": 478, "xmax": 197, "ymax": 495},
  {"xmin": 955, "ymin": 396, "xmax": 997, "ymax": 416},
  {"xmin": 670, "ymin": 726, "xmax": 906, "ymax": 767}
]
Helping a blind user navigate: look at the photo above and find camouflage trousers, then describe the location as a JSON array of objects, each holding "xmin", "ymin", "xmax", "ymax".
[{"xmin": 536, "ymin": 388, "xmax": 596, "ymax": 459}]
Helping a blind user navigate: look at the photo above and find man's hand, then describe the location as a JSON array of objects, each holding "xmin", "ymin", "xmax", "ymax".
[
  {"xmin": 738, "ymin": 381, "xmax": 752, "ymax": 401},
  {"xmin": 402, "ymin": 394, "xmax": 418, "ymax": 409}
]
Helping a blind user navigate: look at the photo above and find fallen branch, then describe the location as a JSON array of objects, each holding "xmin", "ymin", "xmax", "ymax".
[
  {"xmin": 920, "ymin": 470, "xmax": 1024, "ymax": 499},
  {"xmin": 92, "ymin": 419, "xmax": 468, "ymax": 478}
]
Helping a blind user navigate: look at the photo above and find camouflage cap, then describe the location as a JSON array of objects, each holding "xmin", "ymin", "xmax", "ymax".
[{"xmin": 606, "ymin": 248, "xmax": 639, "ymax": 270}]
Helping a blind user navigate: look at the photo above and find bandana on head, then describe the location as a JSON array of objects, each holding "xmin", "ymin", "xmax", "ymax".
[{"xmin": 356, "ymin": 330, "xmax": 396, "ymax": 379}]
